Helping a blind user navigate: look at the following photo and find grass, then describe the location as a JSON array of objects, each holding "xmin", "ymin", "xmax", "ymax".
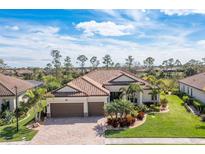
[
  {"xmin": 105, "ymin": 95, "xmax": 205, "ymax": 138},
  {"xmin": 0, "ymin": 100, "xmax": 46, "ymax": 142}
]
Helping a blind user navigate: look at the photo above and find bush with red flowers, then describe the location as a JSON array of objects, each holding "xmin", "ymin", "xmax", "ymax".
[{"xmin": 136, "ymin": 111, "xmax": 145, "ymax": 120}]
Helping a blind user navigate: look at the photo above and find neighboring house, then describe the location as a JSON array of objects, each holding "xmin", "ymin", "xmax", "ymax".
[
  {"xmin": 179, "ymin": 72, "xmax": 205, "ymax": 103},
  {"xmin": 16, "ymin": 69, "xmax": 33, "ymax": 79},
  {"xmin": 0, "ymin": 73, "xmax": 35, "ymax": 112},
  {"xmin": 47, "ymin": 69, "xmax": 160, "ymax": 118}
]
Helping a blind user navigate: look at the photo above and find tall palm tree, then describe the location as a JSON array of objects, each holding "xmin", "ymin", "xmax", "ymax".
[
  {"xmin": 147, "ymin": 75, "xmax": 164, "ymax": 104},
  {"xmin": 126, "ymin": 83, "xmax": 143, "ymax": 104}
]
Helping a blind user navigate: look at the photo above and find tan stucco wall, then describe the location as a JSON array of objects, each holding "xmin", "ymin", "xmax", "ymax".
[{"xmin": 180, "ymin": 83, "xmax": 205, "ymax": 103}]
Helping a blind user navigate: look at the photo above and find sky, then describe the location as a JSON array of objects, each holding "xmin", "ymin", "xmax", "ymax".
[{"xmin": 0, "ymin": 9, "xmax": 205, "ymax": 67}]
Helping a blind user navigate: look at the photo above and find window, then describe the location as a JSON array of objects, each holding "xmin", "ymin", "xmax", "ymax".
[
  {"xmin": 187, "ymin": 87, "xmax": 189, "ymax": 94},
  {"xmin": 191, "ymin": 88, "xmax": 193, "ymax": 96},
  {"xmin": 151, "ymin": 95, "xmax": 157, "ymax": 101},
  {"xmin": 1, "ymin": 99, "xmax": 10, "ymax": 112},
  {"xmin": 183, "ymin": 85, "xmax": 185, "ymax": 92},
  {"xmin": 110, "ymin": 92, "xmax": 122, "ymax": 102}
]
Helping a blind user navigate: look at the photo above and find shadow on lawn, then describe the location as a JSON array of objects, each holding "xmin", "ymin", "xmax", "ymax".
[
  {"xmin": 104, "ymin": 129, "xmax": 124, "ymax": 137},
  {"xmin": 195, "ymin": 125, "xmax": 205, "ymax": 130},
  {"xmin": 0, "ymin": 126, "xmax": 15, "ymax": 140}
]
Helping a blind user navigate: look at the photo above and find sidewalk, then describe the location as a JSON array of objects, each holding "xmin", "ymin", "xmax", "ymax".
[
  {"xmin": 105, "ymin": 138, "xmax": 205, "ymax": 144},
  {"xmin": 0, "ymin": 141, "xmax": 30, "ymax": 145}
]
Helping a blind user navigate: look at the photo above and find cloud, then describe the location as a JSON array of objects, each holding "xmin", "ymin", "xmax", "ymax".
[
  {"xmin": 76, "ymin": 20, "xmax": 134, "ymax": 37},
  {"xmin": 161, "ymin": 10, "xmax": 205, "ymax": 16},
  {"xmin": 5, "ymin": 25, "xmax": 20, "ymax": 31}
]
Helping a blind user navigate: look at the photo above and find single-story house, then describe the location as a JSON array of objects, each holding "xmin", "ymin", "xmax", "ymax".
[
  {"xmin": 47, "ymin": 69, "xmax": 160, "ymax": 118},
  {"xmin": 0, "ymin": 73, "xmax": 35, "ymax": 112},
  {"xmin": 179, "ymin": 72, "xmax": 205, "ymax": 103}
]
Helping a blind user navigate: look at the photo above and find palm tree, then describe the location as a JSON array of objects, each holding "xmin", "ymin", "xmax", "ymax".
[
  {"xmin": 104, "ymin": 99, "xmax": 135, "ymax": 119},
  {"xmin": 126, "ymin": 83, "xmax": 143, "ymax": 104},
  {"xmin": 35, "ymin": 88, "xmax": 47, "ymax": 121},
  {"xmin": 119, "ymin": 87, "xmax": 127, "ymax": 100},
  {"xmin": 146, "ymin": 75, "xmax": 164, "ymax": 105}
]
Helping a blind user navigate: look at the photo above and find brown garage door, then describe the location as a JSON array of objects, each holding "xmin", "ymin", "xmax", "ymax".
[
  {"xmin": 51, "ymin": 103, "xmax": 84, "ymax": 117},
  {"xmin": 88, "ymin": 102, "xmax": 104, "ymax": 116}
]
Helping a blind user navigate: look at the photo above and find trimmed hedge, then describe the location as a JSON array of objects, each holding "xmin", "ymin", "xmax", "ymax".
[{"xmin": 179, "ymin": 92, "xmax": 205, "ymax": 113}]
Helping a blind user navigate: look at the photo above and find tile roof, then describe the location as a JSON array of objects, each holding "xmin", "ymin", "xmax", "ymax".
[
  {"xmin": 0, "ymin": 73, "xmax": 35, "ymax": 97},
  {"xmin": 53, "ymin": 69, "xmax": 150, "ymax": 97},
  {"xmin": 179, "ymin": 72, "xmax": 205, "ymax": 91}
]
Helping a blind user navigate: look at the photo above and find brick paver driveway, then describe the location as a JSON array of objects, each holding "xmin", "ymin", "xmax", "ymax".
[{"xmin": 30, "ymin": 117, "xmax": 105, "ymax": 145}]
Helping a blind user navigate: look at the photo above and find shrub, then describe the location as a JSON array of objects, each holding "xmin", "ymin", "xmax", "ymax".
[
  {"xmin": 126, "ymin": 115, "xmax": 135, "ymax": 125},
  {"xmin": 149, "ymin": 104, "xmax": 160, "ymax": 112},
  {"xmin": 182, "ymin": 95, "xmax": 189, "ymax": 103},
  {"xmin": 160, "ymin": 98, "xmax": 168, "ymax": 108},
  {"xmin": 201, "ymin": 114, "xmax": 205, "ymax": 122},
  {"xmin": 136, "ymin": 111, "xmax": 145, "ymax": 120},
  {"xmin": 135, "ymin": 104, "xmax": 149, "ymax": 112},
  {"xmin": 107, "ymin": 115, "xmax": 136, "ymax": 128},
  {"xmin": 111, "ymin": 119, "xmax": 119, "ymax": 128},
  {"xmin": 0, "ymin": 119, "xmax": 5, "ymax": 126},
  {"xmin": 192, "ymin": 99, "xmax": 205, "ymax": 113}
]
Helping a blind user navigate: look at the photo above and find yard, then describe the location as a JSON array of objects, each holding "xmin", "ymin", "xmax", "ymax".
[
  {"xmin": 0, "ymin": 100, "xmax": 46, "ymax": 142},
  {"xmin": 105, "ymin": 95, "xmax": 205, "ymax": 138}
]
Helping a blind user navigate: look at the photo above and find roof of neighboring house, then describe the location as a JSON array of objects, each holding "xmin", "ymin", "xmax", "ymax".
[
  {"xmin": 27, "ymin": 80, "xmax": 44, "ymax": 87},
  {"xmin": 16, "ymin": 69, "xmax": 33, "ymax": 75},
  {"xmin": 52, "ymin": 69, "xmax": 150, "ymax": 97},
  {"xmin": 179, "ymin": 72, "xmax": 205, "ymax": 91},
  {"xmin": 0, "ymin": 73, "xmax": 35, "ymax": 97}
]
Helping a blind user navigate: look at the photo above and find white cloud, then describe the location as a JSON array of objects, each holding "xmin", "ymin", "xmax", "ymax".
[
  {"xmin": 76, "ymin": 20, "xmax": 134, "ymax": 37},
  {"xmin": 5, "ymin": 25, "xmax": 20, "ymax": 31},
  {"xmin": 161, "ymin": 9, "xmax": 205, "ymax": 16}
]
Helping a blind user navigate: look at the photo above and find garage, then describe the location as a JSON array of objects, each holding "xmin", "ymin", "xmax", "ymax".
[
  {"xmin": 50, "ymin": 103, "xmax": 84, "ymax": 117},
  {"xmin": 88, "ymin": 102, "xmax": 104, "ymax": 116}
]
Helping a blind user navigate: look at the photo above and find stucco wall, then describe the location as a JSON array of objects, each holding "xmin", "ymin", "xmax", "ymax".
[
  {"xmin": 143, "ymin": 90, "xmax": 160, "ymax": 103},
  {"xmin": 0, "ymin": 92, "xmax": 28, "ymax": 112},
  {"xmin": 179, "ymin": 83, "xmax": 205, "ymax": 103}
]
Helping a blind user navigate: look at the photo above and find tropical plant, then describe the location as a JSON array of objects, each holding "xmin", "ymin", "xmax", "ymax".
[
  {"xmin": 146, "ymin": 75, "xmax": 163, "ymax": 105},
  {"xmin": 104, "ymin": 99, "xmax": 135, "ymax": 120},
  {"xmin": 24, "ymin": 88, "xmax": 47, "ymax": 121},
  {"xmin": 2, "ymin": 110, "xmax": 15, "ymax": 124},
  {"xmin": 126, "ymin": 83, "xmax": 143, "ymax": 104},
  {"xmin": 160, "ymin": 98, "xmax": 168, "ymax": 108},
  {"xmin": 43, "ymin": 75, "xmax": 61, "ymax": 91},
  {"xmin": 119, "ymin": 87, "xmax": 127, "ymax": 100}
]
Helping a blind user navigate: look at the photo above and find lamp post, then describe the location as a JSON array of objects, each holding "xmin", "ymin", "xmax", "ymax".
[{"xmin": 14, "ymin": 86, "xmax": 19, "ymax": 132}]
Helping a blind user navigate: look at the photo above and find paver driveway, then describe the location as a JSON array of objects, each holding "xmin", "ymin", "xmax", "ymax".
[{"xmin": 30, "ymin": 117, "xmax": 105, "ymax": 145}]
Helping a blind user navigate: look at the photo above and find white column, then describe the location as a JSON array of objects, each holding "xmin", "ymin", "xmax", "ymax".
[
  {"xmin": 83, "ymin": 101, "xmax": 88, "ymax": 117},
  {"xmin": 0, "ymin": 98, "xmax": 2, "ymax": 112},
  {"xmin": 47, "ymin": 104, "xmax": 51, "ymax": 117},
  {"xmin": 157, "ymin": 94, "xmax": 160, "ymax": 103},
  {"xmin": 139, "ymin": 92, "xmax": 143, "ymax": 104}
]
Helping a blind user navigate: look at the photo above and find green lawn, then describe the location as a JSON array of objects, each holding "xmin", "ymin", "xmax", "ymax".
[
  {"xmin": 0, "ymin": 100, "xmax": 46, "ymax": 142},
  {"xmin": 105, "ymin": 95, "xmax": 205, "ymax": 138}
]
